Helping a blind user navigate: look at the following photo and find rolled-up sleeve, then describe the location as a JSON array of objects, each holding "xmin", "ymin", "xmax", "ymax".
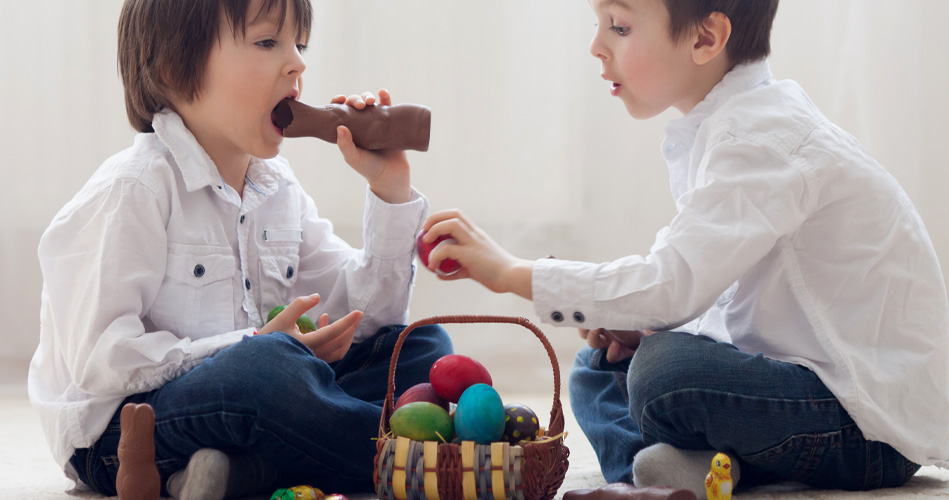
[
  {"xmin": 294, "ymin": 186, "xmax": 428, "ymax": 341},
  {"xmin": 533, "ymin": 135, "xmax": 812, "ymax": 331}
]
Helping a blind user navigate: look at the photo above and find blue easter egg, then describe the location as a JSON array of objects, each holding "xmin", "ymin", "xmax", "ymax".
[{"xmin": 454, "ymin": 383, "xmax": 505, "ymax": 444}]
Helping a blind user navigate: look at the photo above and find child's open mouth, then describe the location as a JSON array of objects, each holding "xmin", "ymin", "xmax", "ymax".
[
  {"xmin": 610, "ymin": 82, "xmax": 622, "ymax": 96},
  {"xmin": 271, "ymin": 98, "xmax": 295, "ymax": 135}
]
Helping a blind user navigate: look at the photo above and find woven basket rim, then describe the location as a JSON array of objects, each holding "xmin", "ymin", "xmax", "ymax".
[{"xmin": 378, "ymin": 315, "xmax": 565, "ymax": 439}]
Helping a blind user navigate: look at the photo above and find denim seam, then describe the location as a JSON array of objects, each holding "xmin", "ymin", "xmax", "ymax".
[
  {"xmin": 612, "ymin": 371, "xmax": 630, "ymax": 405},
  {"xmin": 84, "ymin": 439, "xmax": 101, "ymax": 494},
  {"xmin": 336, "ymin": 329, "xmax": 390, "ymax": 387},
  {"xmin": 638, "ymin": 388, "xmax": 842, "ymax": 456},
  {"xmin": 639, "ymin": 387, "xmax": 841, "ymax": 425}
]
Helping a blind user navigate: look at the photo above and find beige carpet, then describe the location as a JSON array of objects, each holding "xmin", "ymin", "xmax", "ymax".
[{"xmin": 3, "ymin": 364, "xmax": 948, "ymax": 499}]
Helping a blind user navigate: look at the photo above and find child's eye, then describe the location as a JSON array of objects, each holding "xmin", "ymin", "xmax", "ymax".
[
  {"xmin": 296, "ymin": 44, "xmax": 308, "ymax": 54},
  {"xmin": 256, "ymin": 39, "xmax": 277, "ymax": 48},
  {"xmin": 609, "ymin": 25, "xmax": 630, "ymax": 36}
]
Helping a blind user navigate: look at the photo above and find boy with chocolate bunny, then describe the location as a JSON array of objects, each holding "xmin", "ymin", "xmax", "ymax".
[
  {"xmin": 421, "ymin": 0, "xmax": 949, "ymax": 496},
  {"xmin": 28, "ymin": 0, "xmax": 451, "ymax": 498}
]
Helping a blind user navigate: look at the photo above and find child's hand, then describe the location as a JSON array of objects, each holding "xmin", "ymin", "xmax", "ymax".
[
  {"xmin": 421, "ymin": 209, "xmax": 535, "ymax": 298},
  {"xmin": 257, "ymin": 293, "xmax": 362, "ymax": 363},
  {"xmin": 331, "ymin": 89, "xmax": 411, "ymax": 204},
  {"xmin": 579, "ymin": 328, "xmax": 650, "ymax": 363}
]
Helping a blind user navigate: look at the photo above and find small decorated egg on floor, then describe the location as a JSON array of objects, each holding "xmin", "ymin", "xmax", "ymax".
[
  {"xmin": 502, "ymin": 403, "xmax": 540, "ymax": 444},
  {"xmin": 270, "ymin": 485, "xmax": 325, "ymax": 500}
]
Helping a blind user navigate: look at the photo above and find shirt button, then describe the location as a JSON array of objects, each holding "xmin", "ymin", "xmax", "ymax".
[
  {"xmin": 573, "ymin": 311, "xmax": 585, "ymax": 323},
  {"xmin": 240, "ymin": 215, "xmax": 245, "ymax": 224},
  {"xmin": 193, "ymin": 264, "xmax": 205, "ymax": 277},
  {"xmin": 245, "ymin": 278, "xmax": 251, "ymax": 290},
  {"xmin": 286, "ymin": 266, "xmax": 294, "ymax": 279},
  {"xmin": 551, "ymin": 311, "xmax": 564, "ymax": 323}
]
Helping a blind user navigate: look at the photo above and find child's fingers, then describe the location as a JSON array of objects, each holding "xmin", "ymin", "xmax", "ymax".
[
  {"xmin": 336, "ymin": 126, "xmax": 361, "ymax": 162},
  {"xmin": 319, "ymin": 313, "xmax": 329, "ymax": 329},
  {"xmin": 361, "ymin": 92, "xmax": 376, "ymax": 106},
  {"xmin": 283, "ymin": 293, "xmax": 321, "ymax": 320},
  {"xmin": 301, "ymin": 311, "xmax": 361, "ymax": 352},
  {"xmin": 586, "ymin": 328, "xmax": 611, "ymax": 350},
  {"xmin": 427, "ymin": 237, "xmax": 463, "ymax": 272},
  {"xmin": 345, "ymin": 94, "xmax": 367, "ymax": 109},
  {"xmin": 436, "ymin": 269, "xmax": 471, "ymax": 282},
  {"xmin": 422, "ymin": 209, "xmax": 467, "ymax": 232},
  {"xmin": 330, "ymin": 94, "xmax": 346, "ymax": 104},
  {"xmin": 324, "ymin": 319, "xmax": 358, "ymax": 360},
  {"xmin": 378, "ymin": 89, "xmax": 392, "ymax": 106},
  {"xmin": 426, "ymin": 218, "xmax": 479, "ymax": 246},
  {"xmin": 321, "ymin": 310, "xmax": 363, "ymax": 340},
  {"xmin": 605, "ymin": 340, "xmax": 636, "ymax": 363}
]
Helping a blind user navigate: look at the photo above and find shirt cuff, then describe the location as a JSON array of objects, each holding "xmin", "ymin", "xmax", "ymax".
[
  {"xmin": 532, "ymin": 257, "xmax": 599, "ymax": 328},
  {"xmin": 363, "ymin": 186, "xmax": 429, "ymax": 259}
]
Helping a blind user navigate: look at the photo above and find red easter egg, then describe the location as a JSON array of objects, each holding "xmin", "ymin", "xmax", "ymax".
[
  {"xmin": 429, "ymin": 354, "xmax": 493, "ymax": 403},
  {"xmin": 416, "ymin": 230, "xmax": 462, "ymax": 276},
  {"xmin": 395, "ymin": 382, "xmax": 450, "ymax": 411}
]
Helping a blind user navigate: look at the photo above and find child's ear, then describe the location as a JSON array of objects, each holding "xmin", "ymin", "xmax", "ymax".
[{"xmin": 692, "ymin": 11, "xmax": 731, "ymax": 66}]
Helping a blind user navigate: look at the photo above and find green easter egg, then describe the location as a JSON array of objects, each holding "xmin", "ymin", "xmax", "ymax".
[
  {"xmin": 267, "ymin": 305, "xmax": 316, "ymax": 333},
  {"xmin": 390, "ymin": 402, "xmax": 455, "ymax": 442},
  {"xmin": 296, "ymin": 314, "xmax": 316, "ymax": 333},
  {"xmin": 267, "ymin": 305, "xmax": 286, "ymax": 323}
]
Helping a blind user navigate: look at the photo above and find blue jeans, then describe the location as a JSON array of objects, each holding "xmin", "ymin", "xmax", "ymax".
[
  {"xmin": 70, "ymin": 324, "xmax": 452, "ymax": 496},
  {"xmin": 569, "ymin": 331, "xmax": 920, "ymax": 490}
]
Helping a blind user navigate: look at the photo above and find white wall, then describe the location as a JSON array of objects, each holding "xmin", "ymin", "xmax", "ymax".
[{"xmin": 2, "ymin": 2, "xmax": 947, "ymax": 384}]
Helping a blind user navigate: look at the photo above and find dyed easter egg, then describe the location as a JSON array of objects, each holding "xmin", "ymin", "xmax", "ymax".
[
  {"xmin": 395, "ymin": 383, "xmax": 449, "ymax": 411},
  {"xmin": 416, "ymin": 230, "xmax": 462, "ymax": 276},
  {"xmin": 502, "ymin": 404, "xmax": 541, "ymax": 444},
  {"xmin": 266, "ymin": 305, "xmax": 316, "ymax": 333},
  {"xmin": 454, "ymin": 384, "xmax": 505, "ymax": 444},
  {"xmin": 429, "ymin": 354, "xmax": 493, "ymax": 403},
  {"xmin": 390, "ymin": 402, "xmax": 454, "ymax": 442}
]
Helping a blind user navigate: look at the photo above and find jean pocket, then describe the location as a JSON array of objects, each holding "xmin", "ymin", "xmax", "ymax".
[
  {"xmin": 742, "ymin": 431, "xmax": 826, "ymax": 486},
  {"xmin": 82, "ymin": 452, "xmax": 119, "ymax": 497},
  {"xmin": 156, "ymin": 456, "xmax": 187, "ymax": 478},
  {"xmin": 743, "ymin": 423, "xmax": 882, "ymax": 490}
]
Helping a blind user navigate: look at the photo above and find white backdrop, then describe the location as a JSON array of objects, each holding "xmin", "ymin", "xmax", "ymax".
[{"xmin": 2, "ymin": 2, "xmax": 947, "ymax": 381}]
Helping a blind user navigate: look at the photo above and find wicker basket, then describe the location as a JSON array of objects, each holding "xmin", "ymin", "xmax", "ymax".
[{"xmin": 373, "ymin": 315, "xmax": 570, "ymax": 500}]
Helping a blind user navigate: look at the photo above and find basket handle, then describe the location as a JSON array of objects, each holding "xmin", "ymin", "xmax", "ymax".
[{"xmin": 379, "ymin": 315, "xmax": 565, "ymax": 439}]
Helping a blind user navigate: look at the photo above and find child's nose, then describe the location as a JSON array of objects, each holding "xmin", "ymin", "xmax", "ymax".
[
  {"xmin": 286, "ymin": 49, "xmax": 307, "ymax": 76},
  {"xmin": 589, "ymin": 33, "xmax": 609, "ymax": 61}
]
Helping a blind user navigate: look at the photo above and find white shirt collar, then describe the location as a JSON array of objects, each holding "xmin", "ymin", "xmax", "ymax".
[
  {"xmin": 151, "ymin": 108, "xmax": 290, "ymax": 196},
  {"xmin": 664, "ymin": 59, "xmax": 774, "ymax": 156}
]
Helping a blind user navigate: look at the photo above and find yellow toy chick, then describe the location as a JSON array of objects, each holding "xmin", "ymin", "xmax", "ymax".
[{"xmin": 705, "ymin": 452, "xmax": 733, "ymax": 500}]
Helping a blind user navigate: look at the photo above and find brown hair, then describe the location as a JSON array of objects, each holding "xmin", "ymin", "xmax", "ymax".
[
  {"xmin": 665, "ymin": 0, "xmax": 778, "ymax": 67},
  {"xmin": 118, "ymin": 0, "xmax": 312, "ymax": 132}
]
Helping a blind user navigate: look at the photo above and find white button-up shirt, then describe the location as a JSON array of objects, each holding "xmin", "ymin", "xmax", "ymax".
[
  {"xmin": 29, "ymin": 109, "xmax": 428, "ymax": 477},
  {"xmin": 533, "ymin": 60, "xmax": 949, "ymax": 466}
]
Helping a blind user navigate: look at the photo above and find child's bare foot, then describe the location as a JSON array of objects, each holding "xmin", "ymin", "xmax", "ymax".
[{"xmin": 116, "ymin": 403, "xmax": 161, "ymax": 500}]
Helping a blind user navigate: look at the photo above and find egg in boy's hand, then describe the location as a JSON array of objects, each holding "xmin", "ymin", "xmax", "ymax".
[{"xmin": 416, "ymin": 229, "xmax": 462, "ymax": 276}]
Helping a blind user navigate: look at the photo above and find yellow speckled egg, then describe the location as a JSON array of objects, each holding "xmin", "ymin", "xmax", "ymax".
[{"xmin": 502, "ymin": 404, "xmax": 541, "ymax": 444}]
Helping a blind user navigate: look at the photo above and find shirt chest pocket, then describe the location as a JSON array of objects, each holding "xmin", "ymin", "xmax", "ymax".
[
  {"xmin": 149, "ymin": 249, "xmax": 236, "ymax": 338},
  {"xmin": 258, "ymin": 252, "xmax": 301, "ymax": 320}
]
